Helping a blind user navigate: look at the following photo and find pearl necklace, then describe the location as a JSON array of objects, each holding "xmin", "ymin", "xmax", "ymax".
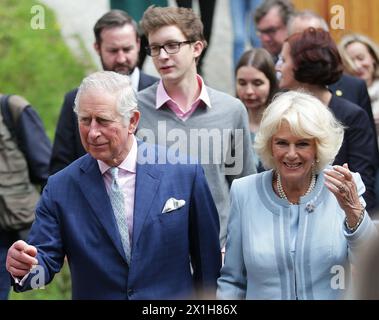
[{"xmin": 276, "ymin": 170, "xmax": 316, "ymax": 204}]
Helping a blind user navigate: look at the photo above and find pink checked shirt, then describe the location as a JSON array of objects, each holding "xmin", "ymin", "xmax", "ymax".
[
  {"xmin": 156, "ymin": 75, "xmax": 211, "ymax": 121},
  {"xmin": 98, "ymin": 136, "xmax": 137, "ymax": 241}
]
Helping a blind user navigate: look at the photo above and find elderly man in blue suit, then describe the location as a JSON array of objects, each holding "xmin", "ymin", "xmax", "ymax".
[{"xmin": 6, "ymin": 71, "xmax": 221, "ymax": 300}]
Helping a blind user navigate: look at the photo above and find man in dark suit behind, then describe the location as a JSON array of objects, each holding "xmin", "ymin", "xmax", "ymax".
[
  {"xmin": 6, "ymin": 71, "xmax": 221, "ymax": 299},
  {"xmin": 287, "ymin": 10, "xmax": 379, "ymax": 171},
  {"xmin": 288, "ymin": 11, "xmax": 378, "ymax": 145},
  {"xmin": 329, "ymin": 74, "xmax": 379, "ymax": 149},
  {"xmin": 50, "ymin": 10, "xmax": 158, "ymax": 174}
]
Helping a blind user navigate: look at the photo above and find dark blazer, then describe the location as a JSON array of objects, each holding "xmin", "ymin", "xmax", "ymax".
[
  {"xmin": 329, "ymin": 74, "xmax": 379, "ymax": 153},
  {"xmin": 49, "ymin": 71, "xmax": 158, "ymax": 174},
  {"xmin": 329, "ymin": 95, "xmax": 378, "ymax": 211},
  {"xmin": 15, "ymin": 142, "xmax": 221, "ymax": 299}
]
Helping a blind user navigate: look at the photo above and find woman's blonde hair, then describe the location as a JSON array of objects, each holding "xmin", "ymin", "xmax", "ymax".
[
  {"xmin": 339, "ymin": 33, "xmax": 379, "ymax": 81},
  {"xmin": 254, "ymin": 90, "xmax": 344, "ymax": 173}
]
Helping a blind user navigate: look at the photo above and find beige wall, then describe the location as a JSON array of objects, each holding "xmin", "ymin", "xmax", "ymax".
[{"xmin": 293, "ymin": 0, "xmax": 379, "ymax": 45}]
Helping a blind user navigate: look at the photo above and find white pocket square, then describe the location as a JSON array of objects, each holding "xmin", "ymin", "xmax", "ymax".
[{"xmin": 162, "ymin": 197, "xmax": 186, "ymax": 213}]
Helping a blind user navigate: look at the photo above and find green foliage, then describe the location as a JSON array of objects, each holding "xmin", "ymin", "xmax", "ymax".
[
  {"xmin": 0, "ymin": 0, "xmax": 94, "ymax": 139},
  {"xmin": 1, "ymin": 0, "xmax": 93, "ymax": 299}
]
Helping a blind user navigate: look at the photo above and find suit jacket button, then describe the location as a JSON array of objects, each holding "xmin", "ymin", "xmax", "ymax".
[{"xmin": 128, "ymin": 289, "xmax": 134, "ymax": 296}]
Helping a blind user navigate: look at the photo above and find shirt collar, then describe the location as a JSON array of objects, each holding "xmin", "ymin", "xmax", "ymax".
[
  {"xmin": 129, "ymin": 67, "xmax": 140, "ymax": 92},
  {"xmin": 155, "ymin": 75, "xmax": 211, "ymax": 109},
  {"xmin": 98, "ymin": 135, "xmax": 137, "ymax": 175}
]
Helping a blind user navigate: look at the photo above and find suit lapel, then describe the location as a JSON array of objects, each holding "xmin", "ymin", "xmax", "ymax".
[
  {"xmin": 132, "ymin": 144, "xmax": 162, "ymax": 247},
  {"xmin": 78, "ymin": 155, "xmax": 127, "ymax": 261}
]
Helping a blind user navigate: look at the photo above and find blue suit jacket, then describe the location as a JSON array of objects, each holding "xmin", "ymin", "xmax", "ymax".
[
  {"xmin": 17, "ymin": 142, "xmax": 221, "ymax": 299},
  {"xmin": 49, "ymin": 71, "xmax": 158, "ymax": 175}
]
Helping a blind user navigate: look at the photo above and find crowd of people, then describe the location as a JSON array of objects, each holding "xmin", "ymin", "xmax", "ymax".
[{"xmin": 1, "ymin": 0, "xmax": 379, "ymax": 300}]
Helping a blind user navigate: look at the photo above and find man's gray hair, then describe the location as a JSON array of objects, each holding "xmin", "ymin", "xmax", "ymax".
[
  {"xmin": 254, "ymin": 0, "xmax": 295, "ymax": 25},
  {"xmin": 287, "ymin": 10, "xmax": 329, "ymax": 35},
  {"xmin": 74, "ymin": 71, "xmax": 138, "ymax": 125}
]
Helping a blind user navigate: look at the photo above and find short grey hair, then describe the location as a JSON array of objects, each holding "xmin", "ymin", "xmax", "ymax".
[
  {"xmin": 287, "ymin": 10, "xmax": 329, "ymax": 35},
  {"xmin": 254, "ymin": 90, "xmax": 344, "ymax": 173},
  {"xmin": 254, "ymin": 0, "xmax": 295, "ymax": 25},
  {"xmin": 74, "ymin": 71, "xmax": 138, "ymax": 125}
]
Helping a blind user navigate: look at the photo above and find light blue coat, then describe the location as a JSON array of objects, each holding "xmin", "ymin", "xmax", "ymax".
[{"xmin": 217, "ymin": 169, "xmax": 377, "ymax": 300}]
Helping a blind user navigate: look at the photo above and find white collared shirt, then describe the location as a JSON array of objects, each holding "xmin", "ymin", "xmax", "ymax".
[{"xmin": 129, "ymin": 67, "xmax": 140, "ymax": 92}]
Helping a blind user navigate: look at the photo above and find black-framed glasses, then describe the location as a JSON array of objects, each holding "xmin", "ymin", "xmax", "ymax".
[{"xmin": 145, "ymin": 41, "xmax": 193, "ymax": 57}]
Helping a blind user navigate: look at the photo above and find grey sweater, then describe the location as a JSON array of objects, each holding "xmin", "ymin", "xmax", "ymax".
[{"xmin": 136, "ymin": 83, "xmax": 256, "ymax": 246}]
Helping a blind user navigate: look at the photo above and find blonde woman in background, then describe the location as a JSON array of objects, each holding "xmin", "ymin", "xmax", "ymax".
[{"xmin": 339, "ymin": 34, "xmax": 379, "ymax": 137}]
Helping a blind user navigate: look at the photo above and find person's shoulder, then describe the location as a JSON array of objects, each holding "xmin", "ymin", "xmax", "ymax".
[
  {"xmin": 341, "ymin": 73, "xmax": 366, "ymax": 87},
  {"xmin": 330, "ymin": 74, "xmax": 363, "ymax": 89},
  {"xmin": 139, "ymin": 71, "xmax": 159, "ymax": 87},
  {"xmin": 329, "ymin": 74, "xmax": 366, "ymax": 102},
  {"xmin": 5, "ymin": 94, "xmax": 30, "ymax": 108},
  {"xmin": 205, "ymin": 86, "xmax": 246, "ymax": 113},
  {"xmin": 60, "ymin": 88, "xmax": 79, "ymax": 111},
  {"xmin": 49, "ymin": 153, "xmax": 92, "ymax": 181},
  {"xmin": 330, "ymin": 96, "xmax": 372, "ymax": 131},
  {"xmin": 330, "ymin": 95, "xmax": 367, "ymax": 116},
  {"xmin": 232, "ymin": 171, "xmax": 266, "ymax": 189},
  {"xmin": 137, "ymin": 82, "xmax": 158, "ymax": 96},
  {"xmin": 230, "ymin": 172, "xmax": 269, "ymax": 204},
  {"xmin": 206, "ymin": 86, "xmax": 240, "ymax": 103},
  {"xmin": 137, "ymin": 83, "xmax": 158, "ymax": 106},
  {"xmin": 64, "ymin": 87, "xmax": 79, "ymax": 100}
]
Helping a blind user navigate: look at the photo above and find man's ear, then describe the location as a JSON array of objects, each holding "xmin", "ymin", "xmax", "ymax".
[
  {"xmin": 193, "ymin": 40, "xmax": 204, "ymax": 59},
  {"xmin": 94, "ymin": 42, "xmax": 100, "ymax": 55},
  {"xmin": 136, "ymin": 37, "xmax": 141, "ymax": 51},
  {"xmin": 128, "ymin": 111, "xmax": 140, "ymax": 134}
]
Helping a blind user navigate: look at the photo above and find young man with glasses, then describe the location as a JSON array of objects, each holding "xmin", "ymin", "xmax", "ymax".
[
  {"xmin": 137, "ymin": 6, "xmax": 256, "ymax": 249},
  {"xmin": 254, "ymin": 0, "xmax": 295, "ymax": 62}
]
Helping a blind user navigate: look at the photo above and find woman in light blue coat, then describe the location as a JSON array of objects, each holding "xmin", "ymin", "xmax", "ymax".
[{"xmin": 217, "ymin": 91, "xmax": 377, "ymax": 300}]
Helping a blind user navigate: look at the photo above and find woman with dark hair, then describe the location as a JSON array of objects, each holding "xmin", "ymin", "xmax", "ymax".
[
  {"xmin": 235, "ymin": 48, "xmax": 278, "ymax": 172},
  {"xmin": 276, "ymin": 27, "xmax": 378, "ymax": 211}
]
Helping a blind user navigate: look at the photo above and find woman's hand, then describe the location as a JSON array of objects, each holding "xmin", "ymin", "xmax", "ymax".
[{"xmin": 323, "ymin": 163, "xmax": 364, "ymax": 228}]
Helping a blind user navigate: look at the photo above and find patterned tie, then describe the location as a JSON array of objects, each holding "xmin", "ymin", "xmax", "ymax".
[{"xmin": 109, "ymin": 167, "xmax": 131, "ymax": 264}]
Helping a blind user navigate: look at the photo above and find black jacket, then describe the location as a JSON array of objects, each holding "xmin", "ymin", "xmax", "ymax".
[
  {"xmin": 329, "ymin": 74, "xmax": 379, "ymax": 158},
  {"xmin": 329, "ymin": 95, "xmax": 378, "ymax": 211}
]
